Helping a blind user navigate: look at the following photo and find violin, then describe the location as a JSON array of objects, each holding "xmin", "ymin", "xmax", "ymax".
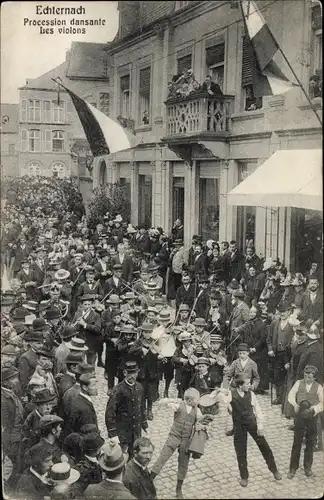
[
  {"xmin": 209, "ymin": 350, "xmax": 227, "ymax": 366},
  {"xmin": 141, "ymin": 338, "xmax": 161, "ymax": 355}
]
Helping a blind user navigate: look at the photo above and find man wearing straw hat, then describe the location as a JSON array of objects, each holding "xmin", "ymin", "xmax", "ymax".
[{"xmin": 84, "ymin": 441, "xmax": 134, "ymax": 499}]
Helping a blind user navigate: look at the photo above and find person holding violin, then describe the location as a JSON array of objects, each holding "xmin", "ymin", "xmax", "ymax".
[
  {"xmin": 128, "ymin": 322, "xmax": 160, "ymax": 421},
  {"xmin": 190, "ymin": 357, "xmax": 220, "ymax": 404},
  {"xmin": 206, "ymin": 333, "xmax": 228, "ymax": 388},
  {"xmin": 192, "ymin": 318, "xmax": 211, "ymax": 357},
  {"xmin": 155, "ymin": 309, "xmax": 177, "ymax": 399},
  {"xmin": 72, "ymin": 294, "xmax": 102, "ymax": 366},
  {"xmin": 172, "ymin": 331, "xmax": 197, "ymax": 398},
  {"xmin": 205, "ymin": 291, "xmax": 228, "ymax": 339}
]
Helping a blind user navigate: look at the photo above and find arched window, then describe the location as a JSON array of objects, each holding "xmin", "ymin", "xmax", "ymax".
[
  {"xmin": 99, "ymin": 160, "xmax": 107, "ymax": 186},
  {"xmin": 27, "ymin": 162, "xmax": 41, "ymax": 176},
  {"xmin": 52, "ymin": 131, "xmax": 65, "ymax": 152},
  {"xmin": 52, "ymin": 162, "xmax": 66, "ymax": 178}
]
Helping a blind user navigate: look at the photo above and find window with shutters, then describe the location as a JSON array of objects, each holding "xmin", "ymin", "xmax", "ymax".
[
  {"xmin": 139, "ymin": 67, "xmax": 151, "ymax": 125},
  {"xmin": 120, "ymin": 74, "xmax": 130, "ymax": 117},
  {"xmin": 177, "ymin": 54, "xmax": 192, "ymax": 75},
  {"xmin": 52, "ymin": 130, "xmax": 65, "ymax": 152},
  {"xmin": 43, "ymin": 101, "xmax": 52, "ymax": 122},
  {"xmin": 52, "ymin": 101, "xmax": 65, "ymax": 123},
  {"xmin": 99, "ymin": 93, "xmax": 110, "ymax": 116},
  {"xmin": 27, "ymin": 100, "xmax": 41, "ymax": 122},
  {"xmin": 241, "ymin": 36, "xmax": 263, "ymax": 111},
  {"xmin": 21, "ymin": 100, "xmax": 27, "ymax": 121},
  {"xmin": 29, "ymin": 130, "xmax": 41, "ymax": 152},
  {"xmin": 205, "ymin": 42, "xmax": 225, "ymax": 91},
  {"xmin": 21, "ymin": 129, "xmax": 28, "ymax": 151}
]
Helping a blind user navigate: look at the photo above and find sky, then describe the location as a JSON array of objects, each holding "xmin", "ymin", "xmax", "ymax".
[{"xmin": 1, "ymin": 1, "xmax": 119, "ymax": 103}]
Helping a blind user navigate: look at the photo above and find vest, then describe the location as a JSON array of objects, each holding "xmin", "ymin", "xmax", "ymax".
[
  {"xmin": 296, "ymin": 380, "xmax": 320, "ymax": 406},
  {"xmin": 170, "ymin": 402, "xmax": 197, "ymax": 440},
  {"xmin": 230, "ymin": 389, "xmax": 256, "ymax": 424}
]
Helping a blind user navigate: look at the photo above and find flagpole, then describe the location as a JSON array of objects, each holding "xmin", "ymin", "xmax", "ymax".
[{"xmin": 239, "ymin": 1, "xmax": 322, "ymax": 127}]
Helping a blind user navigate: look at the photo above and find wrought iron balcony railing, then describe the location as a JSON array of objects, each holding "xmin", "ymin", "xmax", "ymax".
[{"xmin": 165, "ymin": 92, "xmax": 234, "ymax": 137}]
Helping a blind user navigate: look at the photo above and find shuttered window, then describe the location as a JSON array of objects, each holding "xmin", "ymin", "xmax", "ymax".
[
  {"xmin": 206, "ymin": 43, "xmax": 225, "ymax": 67},
  {"xmin": 139, "ymin": 67, "xmax": 151, "ymax": 95},
  {"xmin": 177, "ymin": 54, "xmax": 192, "ymax": 74},
  {"xmin": 242, "ymin": 36, "xmax": 253, "ymax": 86}
]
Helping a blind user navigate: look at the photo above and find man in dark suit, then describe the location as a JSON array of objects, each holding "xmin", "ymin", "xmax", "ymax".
[
  {"xmin": 32, "ymin": 247, "xmax": 49, "ymax": 284},
  {"xmin": 56, "ymin": 352, "xmax": 84, "ymax": 400},
  {"xmin": 65, "ymin": 373, "xmax": 98, "ymax": 436},
  {"xmin": 12, "ymin": 235, "xmax": 32, "ymax": 275},
  {"xmin": 175, "ymin": 272, "xmax": 196, "ymax": 310},
  {"xmin": 104, "ymin": 264, "xmax": 125, "ymax": 296},
  {"xmin": 113, "ymin": 243, "xmax": 134, "ymax": 283},
  {"xmin": 201, "ymin": 74, "xmax": 223, "ymax": 95},
  {"xmin": 17, "ymin": 330, "xmax": 44, "ymax": 393},
  {"xmin": 194, "ymin": 275, "xmax": 210, "ymax": 319},
  {"xmin": 244, "ymin": 246, "xmax": 261, "ymax": 272},
  {"xmin": 123, "ymin": 437, "xmax": 156, "ymax": 500},
  {"xmin": 228, "ymin": 241, "xmax": 244, "ymax": 282},
  {"xmin": 73, "ymin": 294, "xmax": 102, "ymax": 366},
  {"xmin": 105, "ymin": 361, "xmax": 148, "ymax": 459},
  {"xmin": 76, "ymin": 267, "xmax": 102, "ymax": 303},
  {"xmin": 302, "ymin": 278, "xmax": 323, "ymax": 328},
  {"xmin": 94, "ymin": 249, "xmax": 112, "ymax": 288},
  {"xmin": 229, "ymin": 290, "xmax": 250, "ymax": 361},
  {"xmin": 16, "ymin": 259, "xmax": 41, "ymax": 301},
  {"xmin": 296, "ymin": 327, "xmax": 323, "ymax": 384},
  {"xmin": 84, "ymin": 442, "xmax": 135, "ymax": 499},
  {"xmin": 74, "ymin": 433, "xmax": 105, "ymax": 495},
  {"xmin": 267, "ymin": 302, "xmax": 294, "ymax": 404},
  {"xmin": 189, "ymin": 242, "xmax": 208, "ymax": 279},
  {"xmin": 16, "ymin": 443, "xmax": 53, "ymax": 499}
]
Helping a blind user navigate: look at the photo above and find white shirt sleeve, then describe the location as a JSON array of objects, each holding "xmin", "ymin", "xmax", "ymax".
[
  {"xmin": 312, "ymin": 385, "xmax": 324, "ymax": 416},
  {"xmin": 251, "ymin": 391, "xmax": 264, "ymax": 428},
  {"xmin": 288, "ymin": 380, "xmax": 301, "ymax": 408}
]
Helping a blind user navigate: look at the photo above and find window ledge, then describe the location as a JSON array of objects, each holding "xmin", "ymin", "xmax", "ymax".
[
  {"xmin": 231, "ymin": 110, "xmax": 264, "ymax": 121},
  {"xmin": 297, "ymin": 97, "xmax": 322, "ymax": 111},
  {"xmin": 135, "ymin": 125, "xmax": 152, "ymax": 133}
]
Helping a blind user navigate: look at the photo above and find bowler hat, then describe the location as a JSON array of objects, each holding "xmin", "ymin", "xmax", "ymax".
[
  {"xmin": 278, "ymin": 302, "xmax": 292, "ymax": 312},
  {"xmin": 44, "ymin": 307, "xmax": 61, "ymax": 320},
  {"xmin": 61, "ymin": 326, "xmax": 77, "ymax": 340},
  {"xmin": 98, "ymin": 442, "xmax": 128, "ymax": 472},
  {"xmin": 32, "ymin": 388, "xmax": 56, "ymax": 404},
  {"xmin": 193, "ymin": 317, "xmax": 207, "ymax": 327},
  {"xmin": 39, "ymin": 414, "xmax": 63, "ymax": 430},
  {"xmin": 99, "ymin": 249, "xmax": 109, "ymax": 258},
  {"xmin": 33, "ymin": 318, "xmax": 49, "ymax": 331},
  {"xmin": 24, "ymin": 330, "xmax": 44, "ymax": 343},
  {"xmin": 196, "ymin": 357, "xmax": 210, "ymax": 365},
  {"xmin": 124, "ymin": 360, "xmax": 139, "ymax": 373},
  {"xmin": 65, "ymin": 351, "xmax": 85, "ymax": 365},
  {"xmin": 80, "ymin": 294, "xmax": 96, "ymax": 302},
  {"xmin": 85, "ymin": 266, "xmax": 95, "ymax": 274},
  {"xmin": 179, "ymin": 304, "xmax": 190, "ymax": 312},
  {"xmin": 49, "ymin": 463, "xmax": 80, "ymax": 485},
  {"xmin": 74, "ymin": 362, "xmax": 95, "ymax": 375},
  {"xmin": 82, "ymin": 433, "xmax": 105, "ymax": 454},
  {"xmin": 1, "ymin": 365, "xmax": 19, "ymax": 381},
  {"xmin": 140, "ymin": 323, "xmax": 154, "ymax": 332},
  {"xmin": 237, "ymin": 343, "xmax": 250, "ymax": 351}
]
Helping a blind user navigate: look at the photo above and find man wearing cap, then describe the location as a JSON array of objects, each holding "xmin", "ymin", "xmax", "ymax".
[
  {"xmin": 73, "ymin": 294, "xmax": 102, "ymax": 366},
  {"xmin": 176, "ymin": 303, "xmax": 191, "ymax": 329},
  {"xmin": 1, "ymin": 365, "xmax": 25, "ymax": 488},
  {"xmin": 105, "ymin": 361, "xmax": 148, "ymax": 458},
  {"xmin": 190, "ymin": 357, "xmax": 219, "ymax": 396},
  {"xmin": 17, "ymin": 328, "xmax": 44, "ymax": 392},
  {"xmin": 175, "ymin": 273, "xmax": 196, "ymax": 311},
  {"xmin": 267, "ymin": 302, "xmax": 294, "ymax": 404},
  {"xmin": 207, "ymin": 334, "xmax": 227, "ymax": 387},
  {"xmin": 223, "ymin": 343, "xmax": 260, "ymax": 392},
  {"xmin": 228, "ymin": 290, "xmax": 250, "ymax": 362},
  {"xmin": 287, "ymin": 365, "xmax": 324, "ymax": 478},
  {"xmin": 83, "ymin": 442, "xmax": 135, "ymax": 499},
  {"xmin": 73, "ymin": 432, "xmax": 105, "ymax": 494},
  {"xmin": 28, "ymin": 415, "xmax": 65, "ymax": 464},
  {"xmin": 115, "ymin": 325, "xmax": 137, "ymax": 384},
  {"xmin": 296, "ymin": 324, "xmax": 323, "ymax": 384},
  {"xmin": 128, "ymin": 323, "xmax": 159, "ymax": 420},
  {"xmin": 65, "ymin": 373, "xmax": 98, "ymax": 436},
  {"xmin": 226, "ymin": 372, "xmax": 282, "ymax": 487}
]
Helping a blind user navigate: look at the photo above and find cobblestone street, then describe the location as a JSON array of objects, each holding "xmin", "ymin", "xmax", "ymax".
[{"xmin": 93, "ymin": 366, "xmax": 324, "ymax": 500}]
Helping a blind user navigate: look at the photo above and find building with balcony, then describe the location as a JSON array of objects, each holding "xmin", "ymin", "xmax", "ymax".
[
  {"xmin": 87, "ymin": 0, "xmax": 321, "ymax": 270},
  {"xmin": 1, "ymin": 103, "xmax": 19, "ymax": 177}
]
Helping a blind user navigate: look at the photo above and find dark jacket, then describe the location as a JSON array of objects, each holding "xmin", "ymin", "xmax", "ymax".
[
  {"xmin": 105, "ymin": 380, "xmax": 147, "ymax": 442},
  {"xmin": 228, "ymin": 250, "xmax": 244, "ymax": 282},
  {"xmin": 113, "ymin": 254, "xmax": 134, "ymax": 283},
  {"xmin": 76, "ymin": 281, "xmax": 103, "ymax": 301},
  {"xmin": 189, "ymin": 370, "xmax": 219, "ymax": 395},
  {"xmin": 56, "ymin": 372, "xmax": 76, "ymax": 399},
  {"xmin": 128, "ymin": 339, "xmax": 159, "ymax": 381},
  {"xmin": 194, "ymin": 290, "xmax": 209, "ymax": 319},
  {"xmin": 201, "ymin": 80, "xmax": 223, "ymax": 95},
  {"xmin": 104, "ymin": 277, "xmax": 125, "ymax": 296},
  {"xmin": 296, "ymin": 339, "xmax": 323, "ymax": 384},
  {"xmin": 123, "ymin": 458, "xmax": 156, "ymax": 500},
  {"xmin": 18, "ymin": 348, "xmax": 38, "ymax": 393},
  {"xmin": 1, "ymin": 386, "xmax": 24, "ymax": 457},
  {"xmin": 74, "ymin": 456, "xmax": 103, "ymax": 495},
  {"xmin": 267, "ymin": 318, "xmax": 294, "ymax": 353},
  {"xmin": 302, "ymin": 290, "xmax": 323, "ymax": 325},
  {"xmin": 74, "ymin": 309, "xmax": 102, "ymax": 353},
  {"xmin": 189, "ymin": 253, "xmax": 208, "ymax": 278},
  {"xmin": 175, "ymin": 283, "xmax": 196, "ymax": 310},
  {"xmin": 65, "ymin": 392, "xmax": 98, "ymax": 436},
  {"xmin": 16, "ymin": 469, "xmax": 52, "ymax": 499},
  {"xmin": 84, "ymin": 479, "xmax": 135, "ymax": 500}
]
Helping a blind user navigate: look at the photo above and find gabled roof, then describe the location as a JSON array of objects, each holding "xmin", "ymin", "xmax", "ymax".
[
  {"xmin": 0, "ymin": 104, "xmax": 19, "ymax": 134},
  {"xmin": 66, "ymin": 42, "xmax": 111, "ymax": 80},
  {"xmin": 19, "ymin": 61, "xmax": 70, "ymax": 92}
]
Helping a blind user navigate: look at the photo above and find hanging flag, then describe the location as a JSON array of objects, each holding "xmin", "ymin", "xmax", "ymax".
[
  {"xmin": 53, "ymin": 80, "xmax": 142, "ymax": 156},
  {"xmin": 240, "ymin": 0, "xmax": 296, "ymax": 96}
]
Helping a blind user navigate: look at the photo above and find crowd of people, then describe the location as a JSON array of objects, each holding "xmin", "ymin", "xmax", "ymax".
[
  {"xmin": 167, "ymin": 68, "xmax": 223, "ymax": 100},
  {"xmin": 1, "ymin": 175, "xmax": 323, "ymax": 500}
]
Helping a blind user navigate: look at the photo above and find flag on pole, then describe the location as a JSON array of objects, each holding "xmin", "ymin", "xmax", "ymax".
[
  {"xmin": 54, "ymin": 80, "xmax": 142, "ymax": 156},
  {"xmin": 240, "ymin": 0, "xmax": 296, "ymax": 97}
]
